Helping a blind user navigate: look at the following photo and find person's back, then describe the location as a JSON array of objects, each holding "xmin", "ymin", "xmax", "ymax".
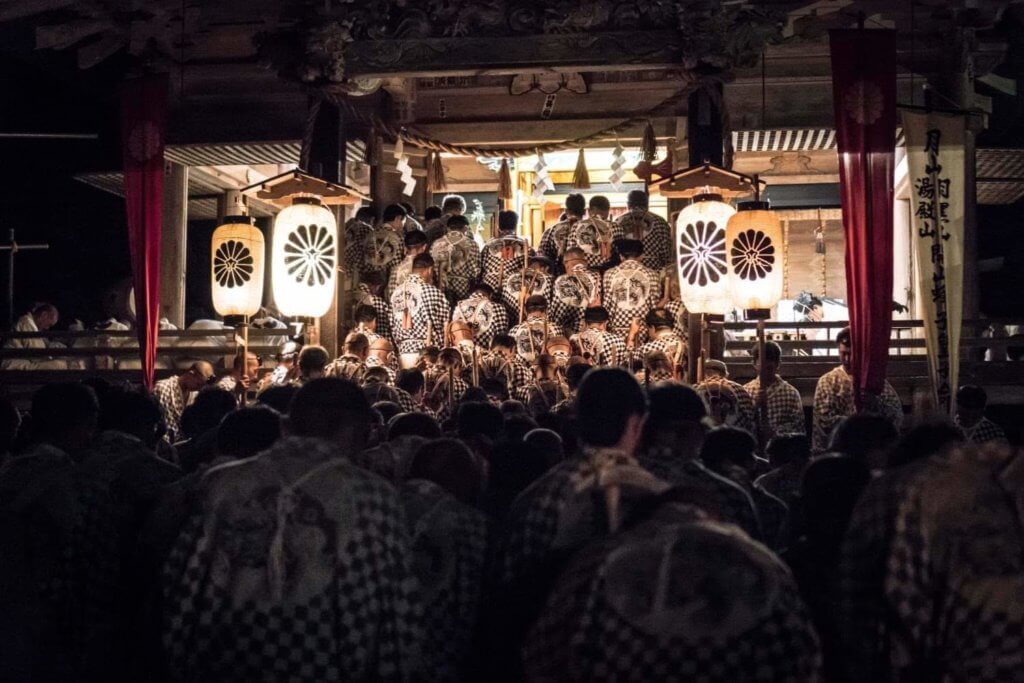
[
  {"xmin": 881, "ymin": 442, "xmax": 1023, "ymax": 680},
  {"xmin": 838, "ymin": 420, "xmax": 964, "ymax": 682},
  {"xmin": 484, "ymin": 368, "xmax": 663, "ymax": 682},
  {"xmin": 0, "ymin": 382, "xmax": 122, "ymax": 681},
  {"xmin": 524, "ymin": 501, "xmax": 823, "ymax": 681},
  {"xmin": 81, "ymin": 390, "xmax": 181, "ymax": 509},
  {"xmin": 701, "ymin": 426, "xmax": 786, "ymax": 549},
  {"xmin": 401, "ymin": 443, "xmax": 488, "ymax": 680},
  {"xmin": 162, "ymin": 378, "xmax": 423, "ymax": 681},
  {"xmin": 783, "ymin": 454, "xmax": 870, "ymax": 682},
  {"xmin": 640, "ymin": 383, "xmax": 763, "ymax": 540},
  {"xmin": 755, "ymin": 433, "xmax": 811, "ymax": 508}
]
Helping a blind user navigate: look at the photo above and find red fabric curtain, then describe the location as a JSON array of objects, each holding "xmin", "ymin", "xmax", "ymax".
[
  {"xmin": 121, "ymin": 75, "xmax": 168, "ymax": 390},
  {"xmin": 830, "ymin": 29, "xmax": 897, "ymax": 408}
]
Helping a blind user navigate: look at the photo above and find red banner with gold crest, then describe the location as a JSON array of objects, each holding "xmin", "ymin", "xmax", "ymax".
[
  {"xmin": 830, "ymin": 29, "xmax": 897, "ymax": 407},
  {"xmin": 122, "ymin": 75, "xmax": 168, "ymax": 390}
]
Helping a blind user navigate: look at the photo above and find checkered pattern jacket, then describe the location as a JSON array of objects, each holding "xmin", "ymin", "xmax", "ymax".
[
  {"xmin": 353, "ymin": 284, "xmax": 393, "ymax": 341},
  {"xmin": 957, "ymin": 416, "xmax": 1008, "ymax": 445},
  {"xmin": 390, "ymin": 274, "xmax": 451, "ymax": 355},
  {"xmin": 883, "ymin": 446, "xmax": 1023, "ymax": 682},
  {"xmin": 479, "ymin": 351, "xmax": 533, "ymax": 396},
  {"xmin": 386, "ymin": 255, "xmax": 414, "ymax": 301},
  {"xmin": 342, "ymin": 218, "xmax": 373, "ymax": 278},
  {"xmin": 429, "ymin": 229, "xmax": 481, "ymax": 301},
  {"xmin": 493, "ymin": 448, "xmax": 644, "ymax": 588},
  {"xmin": 549, "ymin": 267, "xmax": 601, "ymax": 337},
  {"xmin": 509, "ymin": 316, "xmax": 550, "ymax": 365},
  {"xmin": 812, "ymin": 366, "xmax": 903, "ymax": 453},
  {"xmin": 565, "ymin": 216, "xmax": 622, "ymax": 269},
  {"xmin": 364, "ymin": 356, "xmax": 397, "ymax": 384},
  {"xmin": 744, "ymin": 376, "xmax": 806, "ymax": 439},
  {"xmin": 162, "ymin": 437, "xmax": 424, "ymax": 682},
  {"xmin": 153, "ymin": 377, "xmax": 188, "ymax": 443},
  {"xmin": 500, "ymin": 271, "xmax": 552, "ymax": 326},
  {"xmin": 838, "ymin": 458, "xmax": 933, "ymax": 683},
  {"xmin": 630, "ymin": 331, "xmax": 684, "ymax": 366},
  {"xmin": 695, "ymin": 378, "xmax": 757, "ymax": 435},
  {"xmin": 480, "ymin": 236, "xmax": 528, "ymax": 291},
  {"xmin": 452, "ymin": 292, "xmax": 509, "ymax": 349},
  {"xmin": 602, "ymin": 259, "xmax": 660, "ymax": 335},
  {"xmin": 664, "ymin": 297, "xmax": 688, "ymax": 338},
  {"xmin": 399, "ymin": 479, "xmax": 488, "ymax": 681},
  {"xmin": 571, "ymin": 327, "xmax": 626, "ymax": 367},
  {"xmin": 514, "ymin": 379, "xmax": 569, "ymax": 415},
  {"xmin": 325, "ymin": 354, "xmax": 366, "ymax": 383},
  {"xmin": 637, "ymin": 453, "xmax": 762, "ymax": 540},
  {"xmin": 362, "ymin": 227, "xmax": 406, "ymax": 276},
  {"xmin": 615, "ymin": 208, "xmax": 673, "ymax": 271},
  {"xmin": 538, "ymin": 218, "xmax": 577, "ymax": 266},
  {"xmin": 524, "ymin": 513, "xmax": 821, "ymax": 682}
]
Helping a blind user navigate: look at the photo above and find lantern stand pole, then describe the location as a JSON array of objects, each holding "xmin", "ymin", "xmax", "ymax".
[
  {"xmin": 233, "ymin": 317, "xmax": 250, "ymax": 406},
  {"xmin": 306, "ymin": 316, "xmax": 320, "ymax": 346},
  {"xmin": 472, "ymin": 345, "xmax": 479, "ymax": 387},
  {"xmin": 747, "ymin": 307, "xmax": 771, "ymax": 450},
  {"xmin": 697, "ymin": 313, "xmax": 709, "ymax": 383}
]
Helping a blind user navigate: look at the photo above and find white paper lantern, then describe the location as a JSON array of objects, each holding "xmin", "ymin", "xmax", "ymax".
[
  {"xmin": 727, "ymin": 201, "xmax": 784, "ymax": 312},
  {"xmin": 272, "ymin": 197, "xmax": 338, "ymax": 318},
  {"xmin": 211, "ymin": 216, "xmax": 265, "ymax": 317},
  {"xmin": 675, "ymin": 194, "xmax": 736, "ymax": 314}
]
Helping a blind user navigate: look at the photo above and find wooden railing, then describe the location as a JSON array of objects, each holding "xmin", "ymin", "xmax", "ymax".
[
  {"xmin": 0, "ymin": 328, "xmax": 286, "ymax": 361},
  {"xmin": 1, "ymin": 320, "xmax": 1022, "ymax": 406},
  {"xmin": 716, "ymin": 319, "xmax": 1024, "ymax": 406},
  {"xmin": 0, "ymin": 328, "xmax": 288, "ymax": 407}
]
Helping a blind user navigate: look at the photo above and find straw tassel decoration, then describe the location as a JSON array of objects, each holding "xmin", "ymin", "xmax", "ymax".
[
  {"xmin": 497, "ymin": 158, "xmax": 513, "ymax": 200},
  {"xmin": 425, "ymin": 152, "xmax": 437, "ymax": 194},
  {"xmin": 427, "ymin": 151, "xmax": 447, "ymax": 193},
  {"xmin": 572, "ymin": 148, "xmax": 591, "ymax": 189},
  {"xmin": 640, "ymin": 120, "xmax": 657, "ymax": 162}
]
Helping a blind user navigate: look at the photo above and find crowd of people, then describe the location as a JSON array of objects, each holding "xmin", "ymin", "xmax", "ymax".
[
  {"xmin": 0, "ymin": 190, "xmax": 1018, "ymax": 681},
  {"xmin": 0, "ymin": 361, "xmax": 1018, "ymax": 682}
]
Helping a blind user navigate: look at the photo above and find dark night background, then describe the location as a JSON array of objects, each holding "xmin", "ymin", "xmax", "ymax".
[
  {"xmin": 2, "ymin": 18, "xmax": 1024, "ymax": 327},
  {"xmin": 0, "ymin": 22, "xmax": 130, "ymax": 327}
]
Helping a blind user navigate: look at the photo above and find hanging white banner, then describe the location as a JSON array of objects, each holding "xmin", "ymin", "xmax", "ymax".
[
  {"xmin": 393, "ymin": 137, "xmax": 416, "ymax": 196},
  {"xmin": 533, "ymin": 152, "xmax": 554, "ymax": 201},
  {"xmin": 902, "ymin": 109, "xmax": 966, "ymax": 416}
]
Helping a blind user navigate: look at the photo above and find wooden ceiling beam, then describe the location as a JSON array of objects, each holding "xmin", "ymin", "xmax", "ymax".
[
  {"xmin": 414, "ymin": 117, "xmax": 677, "ymax": 147},
  {"xmin": 344, "ymin": 30, "xmax": 682, "ymax": 79}
]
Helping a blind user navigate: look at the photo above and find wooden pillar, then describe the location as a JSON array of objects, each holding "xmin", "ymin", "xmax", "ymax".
[
  {"xmin": 319, "ymin": 205, "xmax": 343, "ymax": 358},
  {"xmin": 371, "ymin": 141, "xmax": 405, "ymax": 212},
  {"xmin": 160, "ymin": 161, "xmax": 188, "ymax": 328},
  {"xmin": 935, "ymin": 28, "xmax": 983, "ymax": 355},
  {"xmin": 963, "ymin": 117, "xmax": 981, "ymax": 327},
  {"xmin": 953, "ymin": 32, "xmax": 981, "ymax": 328},
  {"xmin": 687, "ymin": 84, "xmax": 724, "ymax": 167}
]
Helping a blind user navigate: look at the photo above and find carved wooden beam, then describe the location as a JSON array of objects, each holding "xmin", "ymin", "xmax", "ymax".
[{"xmin": 344, "ymin": 31, "xmax": 683, "ymax": 79}]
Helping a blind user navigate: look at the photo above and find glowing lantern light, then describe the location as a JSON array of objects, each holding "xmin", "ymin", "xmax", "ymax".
[
  {"xmin": 726, "ymin": 201, "xmax": 784, "ymax": 312},
  {"xmin": 675, "ymin": 193, "xmax": 736, "ymax": 314},
  {"xmin": 211, "ymin": 215, "xmax": 265, "ymax": 317},
  {"xmin": 272, "ymin": 196, "xmax": 338, "ymax": 318}
]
